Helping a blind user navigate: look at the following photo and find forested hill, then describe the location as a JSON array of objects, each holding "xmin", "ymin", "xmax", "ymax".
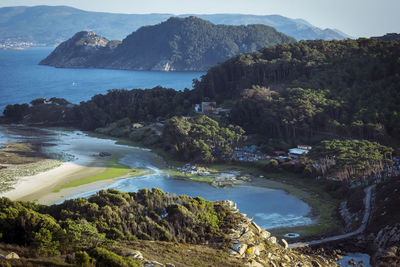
[
  {"xmin": 0, "ymin": 5, "xmax": 347, "ymax": 46},
  {"xmin": 40, "ymin": 16, "xmax": 295, "ymax": 71},
  {"xmin": 193, "ymin": 38, "xmax": 400, "ymax": 143},
  {"xmin": 372, "ymin": 33, "xmax": 400, "ymax": 42},
  {"xmin": 6, "ymin": 38, "xmax": 400, "ymax": 144}
]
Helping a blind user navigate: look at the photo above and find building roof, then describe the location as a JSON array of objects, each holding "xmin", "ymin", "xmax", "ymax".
[{"xmin": 289, "ymin": 148, "xmax": 310, "ymax": 155}]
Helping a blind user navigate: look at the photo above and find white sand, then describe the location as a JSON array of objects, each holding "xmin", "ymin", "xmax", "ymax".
[{"xmin": 0, "ymin": 128, "xmax": 158, "ymax": 203}]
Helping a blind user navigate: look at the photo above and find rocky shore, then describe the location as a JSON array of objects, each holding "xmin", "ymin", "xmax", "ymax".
[{"xmin": 220, "ymin": 200, "xmax": 339, "ymax": 267}]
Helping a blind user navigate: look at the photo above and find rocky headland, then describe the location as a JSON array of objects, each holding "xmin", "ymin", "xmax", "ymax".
[{"xmin": 39, "ymin": 16, "xmax": 295, "ymax": 71}]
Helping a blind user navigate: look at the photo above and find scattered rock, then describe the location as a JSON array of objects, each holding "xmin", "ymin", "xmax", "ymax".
[
  {"xmin": 150, "ymin": 260, "xmax": 163, "ymax": 266},
  {"xmin": 217, "ymin": 200, "xmax": 238, "ymax": 213},
  {"xmin": 144, "ymin": 261, "xmax": 164, "ymax": 267},
  {"xmin": 245, "ymin": 259, "xmax": 264, "ymax": 267},
  {"xmin": 99, "ymin": 151, "xmax": 111, "ymax": 157},
  {"xmin": 5, "ymin": 252, "xmax": 20, "ymax": 259}
]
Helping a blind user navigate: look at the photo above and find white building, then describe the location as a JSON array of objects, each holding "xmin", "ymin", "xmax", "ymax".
[{"xmin": 288, "ymin": 145, "xmax": 312, "ymax": 158}]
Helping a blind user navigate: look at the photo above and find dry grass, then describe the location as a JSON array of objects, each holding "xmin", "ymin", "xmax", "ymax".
[{"xmin": 120, "ymin": 240, "xmax": 243, "ymax": 267}]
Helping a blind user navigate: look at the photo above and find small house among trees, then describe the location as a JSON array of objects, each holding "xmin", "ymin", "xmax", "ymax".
[{"xmin": 201, "ymin": 102, "xmax": 216, "ymax": 114}]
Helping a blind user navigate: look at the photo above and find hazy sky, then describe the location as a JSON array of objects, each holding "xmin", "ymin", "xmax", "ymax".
[{"xmin": 1, "ymin": 0, "xmax": 399, "ymax": 37}]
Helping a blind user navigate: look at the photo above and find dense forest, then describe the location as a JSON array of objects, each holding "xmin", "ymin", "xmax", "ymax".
[
  {"xmin": 3, "ymin": 37, "xmax": 400, "ymax": 161},
  {"xmin": 193, "ymin": 38, "xmax": 400, "ymax": 143},
  {"xmin": 309, "ymin": 139, "xmax": 393, "ymax": 182},
  {"xmin": 40, "ymin": 16, "xmax": 295, "ymax": 71}
]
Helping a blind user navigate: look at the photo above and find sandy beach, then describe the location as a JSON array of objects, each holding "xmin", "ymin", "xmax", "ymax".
[{"xmin": 0, "ymin": 126, "xmax": 161, "ymax": 204}]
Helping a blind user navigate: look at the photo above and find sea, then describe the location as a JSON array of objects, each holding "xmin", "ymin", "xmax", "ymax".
[{"xmin": 0, "ymin": 47, "xmax": 203, "ymax": 113}]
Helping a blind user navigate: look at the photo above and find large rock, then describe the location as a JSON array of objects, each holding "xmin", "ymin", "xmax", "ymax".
[
  {"xmin": 237, "ymin": 244, "xmax": 247, "ymax": 255},
  {"xmin": 269, "ymin": 236, "xmax": 277, "ymax": 244},
  {"xmin": 5, "ymin": 252, "xmax": 20, "ymax": 259},
  {"xmin": 260, "ymin": 230, "xmax": 271, "ymax": 239},
  {"xmin": 126, "ymin": 250, "xmax": 144, "ymax": 260}
]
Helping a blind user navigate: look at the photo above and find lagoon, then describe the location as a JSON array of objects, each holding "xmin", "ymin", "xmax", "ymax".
[{"xmin": 0, "ymin": 126, "xmax": 312, "ymax": 231}]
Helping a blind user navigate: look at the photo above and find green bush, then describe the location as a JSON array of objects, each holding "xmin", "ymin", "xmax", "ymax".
[
  {"xmin": 75, "ymin": 251, "xmax": 92, "ymax": 267},
  {"xmin": 90, "ymin": 247, "xmax": 141, "ymax": 267}
]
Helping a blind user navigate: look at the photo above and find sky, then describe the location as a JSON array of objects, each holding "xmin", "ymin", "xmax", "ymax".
[{"xmin": 0, "ymin": 0, "xmax": 399, "ymax": 37}]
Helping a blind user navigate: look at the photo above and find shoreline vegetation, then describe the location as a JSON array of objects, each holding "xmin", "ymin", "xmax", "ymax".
[
  {"xmin": 82, "ymin": 131, "xmax": 343, "ymax": 239},
  {"xmin": 0, "ymin": 126, "xmax": 340, "ymax": 239}
]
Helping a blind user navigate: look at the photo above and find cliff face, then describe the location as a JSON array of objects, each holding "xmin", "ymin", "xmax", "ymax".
[{"xmin": 39, "ymin": 16, "xmax": 295, "ymax": 71}]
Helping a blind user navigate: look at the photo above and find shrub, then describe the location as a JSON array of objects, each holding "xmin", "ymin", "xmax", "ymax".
[
  {"xmin": 75, "ymin": 251, "xmax": 92, "ymax": 267},
  {"xmin": 90, "ymin": 247, "xmax": 141, "ymax": 267}
]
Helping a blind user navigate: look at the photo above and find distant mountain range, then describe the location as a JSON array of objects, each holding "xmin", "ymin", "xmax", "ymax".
[
  {"xmin": 0, "ymin": 5, "xmax": 349, "ymax": 46},
  {"xmin": 40, "ymin": 17, "xmax": 295, "ymax": 71}
]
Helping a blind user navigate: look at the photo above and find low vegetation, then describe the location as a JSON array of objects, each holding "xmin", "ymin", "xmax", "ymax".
[{"xmin": 0, "ymin": 189, "xmax": 242, "ymax": 258}]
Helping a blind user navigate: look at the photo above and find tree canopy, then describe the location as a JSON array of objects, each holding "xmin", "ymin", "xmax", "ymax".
[
  {"xmin": 309, "ymin": 139, "xmax": 393, "ymax": 182},
  {"xmin": 163, "ymin": 115, "xmax": 245, "ymax": 162},
  {"xmin": 194, "ymin": 38, "xmax": 400, "ymax": 143}
]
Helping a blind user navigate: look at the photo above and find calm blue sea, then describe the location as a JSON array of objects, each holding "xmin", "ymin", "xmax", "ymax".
[{"xmin": 0, "ymin": 47, "xmax": 203, "ymax": 113}]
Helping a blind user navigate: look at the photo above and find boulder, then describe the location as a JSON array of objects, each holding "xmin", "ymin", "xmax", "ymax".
[
  {"xmin": 283, "ymin": 255, "xmax": 291, "ymax": 262},
  {"xmin": 5, "ymin": 252, "xmax": 20, "ymax": 259},
  {"xmin": 127, "ymin": 250, "xmax": 144, "ymax": 260},
  {"xmin": 99, "ymin": 151, "xmax": 111, "ymax": 157},
  {"xmin": 260, "ymin": 230, "xmax": 271, "ymax": 239},
  {"xmin": 238, "ymin": 243, "xmax": 248, "ymax": 255},
  {"xmin": 251, "ymin": 221, "xmax": 262, "ymax": 233},
  {"xmin": 146, "ymin": 261, "xmax": 163, "ymax": 267},
  {"xmin": 281, "ymin": 239, "xmax": 289, "ymax": 249},
  {"xmin": 269, "ymin": 236, "xmax": 277, "ymax": 244}
]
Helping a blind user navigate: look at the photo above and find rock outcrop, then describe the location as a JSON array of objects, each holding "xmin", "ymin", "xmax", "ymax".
[
  {"xmin": 224, "ymin": 202, "xmax": 338, "ymax": 266},
  {"xmin": 40, "ymin": 16, "xmax": 295, "ymax": 71},
  {"xmin": 39, "ymin": 31, "xmax": 120, "ymax": 68}
]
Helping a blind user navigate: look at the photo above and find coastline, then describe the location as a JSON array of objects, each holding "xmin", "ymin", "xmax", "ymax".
[{"xmin": 0, "ymin": 126, "xmax": 162, "ymax": 204}]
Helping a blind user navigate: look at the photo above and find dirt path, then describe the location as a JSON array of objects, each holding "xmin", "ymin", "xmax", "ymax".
[{"xmin": 289, "ymin": 185, "xmax": 374, "ymax": 248}]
